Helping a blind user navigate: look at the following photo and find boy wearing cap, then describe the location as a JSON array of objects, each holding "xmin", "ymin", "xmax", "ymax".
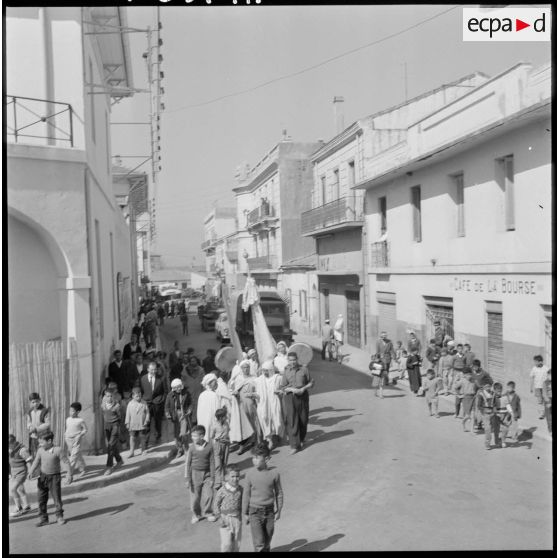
[
  {"xmin": 475, "ymin": 381, "xmax": 498, "ymax": 449},
  {"xmin": 165, "ymin": 379, "xmax": 192, "ymax": 457}
]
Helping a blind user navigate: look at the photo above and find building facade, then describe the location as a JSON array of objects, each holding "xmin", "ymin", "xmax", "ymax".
[
  {"xmin": 356, "ymin": 62, "xmax": 551, "ymax": 395},
  {"xmin": 7, "ymin": 7, "xmax": 138, "ymax": 450},
  {"xmin": 232, "ymin": 138, "xmax": 322, "ymax": 294},
  {"xmin": 302, "ymin": 75, "xmax": 489, "ymax": 349}
]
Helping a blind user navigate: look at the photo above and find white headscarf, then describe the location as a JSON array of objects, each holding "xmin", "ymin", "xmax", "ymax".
[{"xmin": 201, "ymin": 373, "xmax": 218, "ymax": 388}]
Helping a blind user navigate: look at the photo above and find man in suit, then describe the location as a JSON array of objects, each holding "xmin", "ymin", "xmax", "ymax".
[
  {"xmin": 123, "ymin": 333, "xmax": 142, "ymax": 361},
  {"xmin": 376, "ymin": 331, "xmax": 397, "ymax": 386},
  {"xmin": 168, "ymin": 341, "xmax": 183, "ymax": 371},
  {"xmin": 140, "ymin": 360, "xmax": 167, "ymax": 444},
  {"xmin": 108, "ymin": 350, "xmax": 128, "ymax": 397},
  {"xmin": 127, "ymin": 353, "xmax": 147, "ymax": 393}
]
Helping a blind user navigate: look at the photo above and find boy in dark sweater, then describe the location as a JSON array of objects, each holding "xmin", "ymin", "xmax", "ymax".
[
  {"xmin": 27, "ymin": 392, "xmax": 51, "ymax": 458},
  {"xmin": 214, "ymin": 464, "xmax": 243, "ymax": 552},
  {"xmin": 29, "ymin": 430, "xmax": 72, "ymax": 526},
  {"xmin": 101, "ymin": 389, "xmax": 124, "ymax": 475},
  {"xmin": 185, "ymin": 424, "xmax": 217, "ymax": 524},
  {"xmin": 242, "ymin": 442, "xmax": 283, "ymax": 552}
]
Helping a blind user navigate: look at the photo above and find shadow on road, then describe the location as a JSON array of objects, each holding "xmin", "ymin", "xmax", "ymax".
[
  {"xmin": 67, "ymin": 502, "xmax": 133, "ymax": 522},
  {"xmin": 272, "ymin": 533, "xmax": 345, "ymax": 552},
  {"xmin": 8, "ymin": 496, "xmax": 90, "ymax": 524},
  {"xmin": 305, "ymin": 429, "xmax": 354, "ymax": 446},
  {"xmin": 309, "ymin": 406, "xmax": 355, "ymax": 415},
  {"xmin": 309, "ymin": 414, "xmax": 360, "ymax": 427}
]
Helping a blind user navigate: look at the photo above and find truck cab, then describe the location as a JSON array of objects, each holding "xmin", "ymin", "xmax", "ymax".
[{"xmin": 230, "ymin": 290, "xmax": 294, "ymax": 348}]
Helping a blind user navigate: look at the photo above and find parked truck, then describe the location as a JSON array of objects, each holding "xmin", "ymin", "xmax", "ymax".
[{"xmin": 229, "ymin": 290, "xmax": 294, "ymax": 349}]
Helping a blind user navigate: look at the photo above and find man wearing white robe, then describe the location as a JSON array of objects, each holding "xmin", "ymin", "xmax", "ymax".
[{"xmin": 197, "ymin": 373, "xmax": 221, "ymax": 442}]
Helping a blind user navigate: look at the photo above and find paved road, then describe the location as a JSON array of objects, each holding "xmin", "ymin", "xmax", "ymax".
[{"xmin": 9, "ymin": 316, "xmax": 553, "ymax": 552}]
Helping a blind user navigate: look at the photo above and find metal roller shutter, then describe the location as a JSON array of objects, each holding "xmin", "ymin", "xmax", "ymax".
[
  {"xmin": 487, "ymin": 311, "xmax": 504, "ymax": 382},
  {"xmin": 346, "ymin": 290, "xmax": 361, "ymax": 348},
  {"xmin": 378, "ymin": 301, "xmax": 397, "ymax": 343}
]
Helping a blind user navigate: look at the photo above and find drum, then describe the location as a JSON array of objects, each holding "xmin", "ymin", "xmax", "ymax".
[
  {"xmin": 215, "ymin": 346, "xmax": 238, "ymax": 373},
  {"xmin": 287, "ymin": 342, "xmax": 313, "ymax": 366}
]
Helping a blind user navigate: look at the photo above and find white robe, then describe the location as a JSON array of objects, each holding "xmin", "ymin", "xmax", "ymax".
[
  {"xmin": 216, "ymin": 378, "xmax": 232, "ymax": 418},
  {"xmin": 255, "ymin": 374, "xmax": 284, "ymax": 438},
  {"xmin": 197, "ymin": 389, "xmax": 221, "ymax": 441},
  {"xmin": 273, "ymin": 353, "xmax": 289, "ymax": 374}
]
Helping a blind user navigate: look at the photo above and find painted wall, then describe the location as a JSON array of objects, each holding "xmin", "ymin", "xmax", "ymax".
[
  {"xmin": 365, "ymin": 118, "xmax": 551, "ymax": 269},
  {"xmin": 8, "ymin": 215, "xmax": 62, "ymax": 343},
  {"xmin": 316, "ymin": 229, "xmax": 362, "ymax": 275}
]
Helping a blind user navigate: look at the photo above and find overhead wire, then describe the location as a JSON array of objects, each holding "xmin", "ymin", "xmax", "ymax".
[{"xmin": 165, "ymin": 5, "xmax": 459, "ymax": 114}]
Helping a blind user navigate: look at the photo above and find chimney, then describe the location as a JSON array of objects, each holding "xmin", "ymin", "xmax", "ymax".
[{"xmin": 333, "ymin": 96, "xmax": 345, "ymax": 135}]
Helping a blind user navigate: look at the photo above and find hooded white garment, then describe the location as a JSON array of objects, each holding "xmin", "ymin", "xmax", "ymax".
[
  {"xmin": 197, "ymin": 385, "xmax": 221, "ymax": 442},
  {"xmin": 216, "ymin": 377, "xmax": 232, "ymax": 417},
  {"xmin": 255, "ymin": 364, "xmax": 284, "ymax": 439},
  {"xmin": 333, "ymin": 315, "xmax": 344, "ymax": 342}
]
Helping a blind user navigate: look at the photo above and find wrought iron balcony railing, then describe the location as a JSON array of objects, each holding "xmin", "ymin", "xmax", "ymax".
[
  {"xmin": 6, "ymin": 95, "xmax": 74, "ymax": 147},
  {"xmin": 370, "ymin": 241, "xmax": 390, "ymax": 267},
  {"xmin": 301, "ymin": 196, "xmax": 362, "ymax": 235},
  {"xmin": 246, "ymin": 254, "xmax": 277, "ymax": 270},
  {"xmin": 247, "ymin": 203, "xmax": 277, "ymax": 228}
]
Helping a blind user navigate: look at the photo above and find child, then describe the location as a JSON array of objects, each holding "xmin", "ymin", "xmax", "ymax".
[
  {"xmin": 453, "ymin": 368, "xmax": 477, "ymax": 432},
  {"xmin": 126, "ymin": 387, "xmax": 150, "ymax": 458},
  {"xmin": 422, "ymin": 369, "xmax": 443, "ymax": 418},
  {"xmin": 438, "ymin": 348, "xmax": 453, "ymax": 394},
  {"xmin": 101, "ymin": 389, "xmax": 124, "ymax": 475},
  {"xmin": 499, "ymin": 381, "xmax": 521, "ymax": 447},
  {"xmin": 475, "ymin": 381, "xmax": 497, "ymax": 450},
  {"xmin": 242, "ymin": 442, "xmax": 284, "ymax": 552},
  {"xmin": 27, "ymin": 392, "xmax": 51, "ymax": 458},
  {"xmin": 398, "ymin": 349, "xmax": 408, "ymax": 381},
  {"xmin": 165, "ymin": 378, "xmax": 192, "ymax": 457},
  {"xmin": 212, "ymin": 407, "xmax": 231, "ymax": 489},
  {"xmin": 28, "ymin": 430, "xmax": 72, "ymax": 526},
  {"xmin": 369, "ymin": 354, "xmax": 385, "ymax": 398},
  {"xmin": 406, "ymin": 348, "xmax": 423, "ymax": 395},
  {"xmin": 64, "ymin": 402, "xmax": 87, "ymax": 478},
  {"xmin": 214, "ymin": 464, "xmax": 243, "ymax": 552},
  {"xmin": 8, "ymin": 434, "xmax": 33, "ymax": 517},
  {"xmin": 185, "ymin": 424, "xmax": 217, "ymax": 524}
]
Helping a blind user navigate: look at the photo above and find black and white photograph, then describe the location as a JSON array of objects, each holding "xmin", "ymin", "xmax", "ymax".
[{"xmin": 6, "ymin": 2, "xmax": 553, "ymax": 553}]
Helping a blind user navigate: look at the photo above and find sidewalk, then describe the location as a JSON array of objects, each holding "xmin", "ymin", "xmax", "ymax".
[
  {"xmin": 294, "ymin": 333, "xmax": 552, "ymax": 443},
  {"xmin": 21, "ymin": 442, "xmax": 178, "ymax": 505}
]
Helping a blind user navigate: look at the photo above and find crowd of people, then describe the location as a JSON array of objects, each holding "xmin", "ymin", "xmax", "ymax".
[
  {"xmin": 9, "ymin": 303, "xmax": 314, "ymax": 552},
  {"xmin": 370, "ymin": 324, "xmax": 553, "ymax": 450}
]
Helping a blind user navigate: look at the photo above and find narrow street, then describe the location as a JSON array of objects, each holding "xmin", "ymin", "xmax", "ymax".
[{"xmin": 9, "ymin": 316, "xmax": 553, "ymax": 552}]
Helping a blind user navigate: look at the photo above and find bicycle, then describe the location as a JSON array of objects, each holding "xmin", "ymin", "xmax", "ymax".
[{"xmin": 327, "ymin": 338, "xmax": 340, "ymax": 363}]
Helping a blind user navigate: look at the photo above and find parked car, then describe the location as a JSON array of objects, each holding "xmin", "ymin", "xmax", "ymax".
[{"xmin": 215, "ymin": 312, "xmax": 230, "ymax": 342}]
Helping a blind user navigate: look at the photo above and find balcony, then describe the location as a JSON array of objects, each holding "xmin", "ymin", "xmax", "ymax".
[
  {"xmin": 6, "ymin": 95, "xmax": 74, "ymax": 147},
  {"xmin": 301, "ymin": 196, "xmax": 363, "ymax": 236},
  {"xmin": 246, "ymin": 202, "xmax": 278, "ymax": 230},
  {"xmin": 201, "ymin": 237, "xmax": 217, "ymax": 252},
  {"xmin": 246, "ymin": 254, "xmax": 277, "ymax": 270},
  {"xmin": 370, "ymin": 241, "xmax": 390, "ymax": 267}
]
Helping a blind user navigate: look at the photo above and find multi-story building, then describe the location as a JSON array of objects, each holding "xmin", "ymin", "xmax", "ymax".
[
  {"xmin": 201, "ymin": 204, "xmax": 237, "ymax": 291},
  {"xmin": 7, "ymin": 7, "xmax": 138, "ymax": 450},
  {"xmin": 356, "ymin": 61, "xmax": 551, "ymax": 394},
  {"xmin": 302, "ymin": 75, "xmax": 489, "ymax": 349},
  {"xmin": 232, "ymin": 137, "xmax": 322, "ymax": 292}
]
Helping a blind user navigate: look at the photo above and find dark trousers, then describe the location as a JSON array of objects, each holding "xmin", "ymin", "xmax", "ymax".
[
  {"xmin": 284, "ymin": 391, "xmax": 309, "ymax": 449},
  {"xmin": 104, "ymin": 423, "xmax": 123, "ymax": 467},
  {"xmin": 182, "ymin": 321, "xmax": 189, "ymax": 335},
  {"xmin": 147, "ymin": 402, "xmax": 164, "ymax": 441},
  {"xmin": 29, "ymin": 437, "xmax": 39, "ymax": 459},
  {"xmin": 455, "ymin": 396, "xmax": 462, "ymax": 417},
  {"xmin": 249, "ymin": 505, "xmax": 275, "ymax": 552},
  {"xmin": 545, "ymin": 404, "xmax": 552, "ymax": 434},
  {"xmin": 214, "ymin": 440, "xmax": 230, "ymax": 488},
  {"xmin": 321, "ymin": 341, "xmax": 331, "ymax": 361},
  {"xmin": 38, "ymin": 473, "xmax": 63, "ymax": 520}
]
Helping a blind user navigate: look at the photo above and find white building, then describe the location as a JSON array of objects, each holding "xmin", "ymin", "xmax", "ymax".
[
  {"xmin": 7, "ymin": 7, "xmax": 138, "ymax": 450},
  {"xmin": 356, "ymin": 62, "xmax": 551, "ymax": 393},
  {"xmin": 302, "ymin": 76, "xmax": 489, "ymax": 348}
]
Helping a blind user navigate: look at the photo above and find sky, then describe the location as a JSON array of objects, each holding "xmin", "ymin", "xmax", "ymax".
[{"xmin": 110, "ymin": 4, "xmax": 551, "ymax": 268}]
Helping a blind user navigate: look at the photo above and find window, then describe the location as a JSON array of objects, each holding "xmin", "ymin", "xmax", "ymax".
[
  {"xmin": 378, "ymin": 196, "xmax": 387, "ymax": 235},
  {"xmin": 411, "ymin": 185, "xmax": 422, "ymax": 242},
  {"xmin": 332, "ymin": 168, "xmax": 340, "ymax": 200},
  {"xmin": 452, "ymin": 173, "xmax": 465, "ymax": 237},
  {"xmin": 89, "ymin": 58, "xmax": 96, "ymax": 144},
  {"xmin": 497, "ymin": 155, "xmax": 515, "ymax": 231},
  {"xmin": 105, "ymin": 111, "xmax": 110, "ymax": 175},
  {"xmin": 95, "ymin": 220, "xmax": 103, "ymax": 338},
  {"xmin": 323, "ymin": 288, "xmax": 330, "ymax": 321},
  {"xmin": 321, "ymin": 175, "xmax": 327, "ymax": 205},
  {"xmin": 299, "ymin": 289, "xmax": 307, "ymax": 320},
  {"xmin": 348, "ymin": 160, "xmax": 356, "ymax": 189}
]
